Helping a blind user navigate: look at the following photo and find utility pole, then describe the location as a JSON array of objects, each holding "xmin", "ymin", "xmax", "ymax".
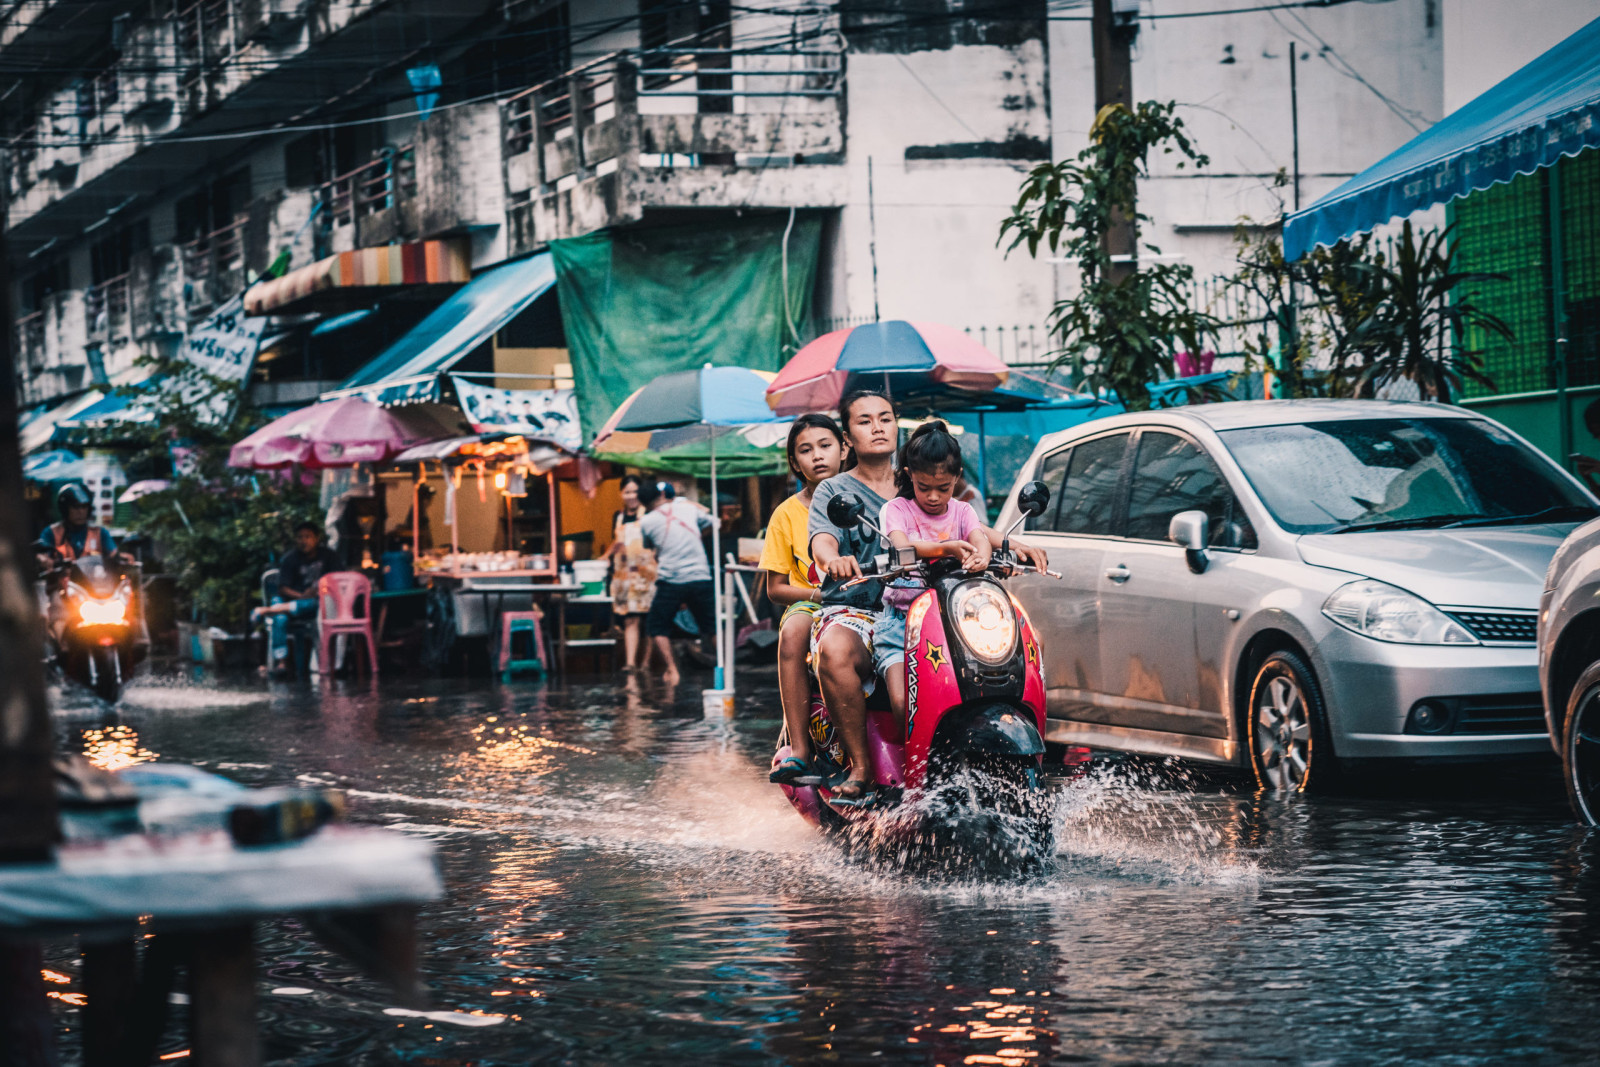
[
  {"xmin": 1092, "ymin": 0, "xmax": 1138, "ymax": 281},
  {"xmin": 1290, "ymin": 44, "xmax": 1301, "ymax": 212}
]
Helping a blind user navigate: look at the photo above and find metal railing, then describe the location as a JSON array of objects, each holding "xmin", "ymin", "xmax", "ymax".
[
  {"xmin": 14, "ymin": 309, "xmax": 46, "ymax": 366},
  {"xmin": 317, "ymin": 144, "xmax": 416, "ymax": 229},
  {"xmin": 181, "ymin": 215, "xmax": 247, "ymax": 283},
  {"xmin": 503, "ymin": 38, "xmax": 844, "ymax": 172},
  {"xmin": 84, "ymin": 273, "xmax": 131, "ymax": 338}
]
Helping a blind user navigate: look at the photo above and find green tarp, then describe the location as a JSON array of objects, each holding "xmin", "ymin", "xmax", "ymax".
[{"xmin": 551, "ymin": 212, "xmax": 823, "ymax": 439}]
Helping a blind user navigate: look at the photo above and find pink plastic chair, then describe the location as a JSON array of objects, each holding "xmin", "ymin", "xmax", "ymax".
[{"xmin": 317, "ymin": 572, "xmax": 378, "ymax": 676}]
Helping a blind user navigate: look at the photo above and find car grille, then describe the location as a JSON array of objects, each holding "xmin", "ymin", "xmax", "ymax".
[
  {"xmin": 1447, "ymin": 610, "xmax": 1538, "ymax": 644},
  {"xmin": 1455, "ymin": 693, "xmax": 1546, "ymax": 734}
]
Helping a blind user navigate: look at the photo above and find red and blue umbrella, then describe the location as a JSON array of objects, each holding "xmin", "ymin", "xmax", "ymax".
[{"xmin": 764, "ymin": 320, "xmax": 1012, "ymax": 416}]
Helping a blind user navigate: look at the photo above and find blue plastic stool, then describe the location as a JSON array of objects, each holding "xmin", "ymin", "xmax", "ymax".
[{"xmin": 498, "ymin": 610, "xmax": 546, "ymax": 682}]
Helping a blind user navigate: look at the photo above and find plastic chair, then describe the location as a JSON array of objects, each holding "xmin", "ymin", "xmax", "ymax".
[
  {"xmin": 318, "ymin": 572, "xmax": 378, "ymax": 676},
  {"xmin": 498, "ymin": 609, "xmax": 547, "ymax": 682}
]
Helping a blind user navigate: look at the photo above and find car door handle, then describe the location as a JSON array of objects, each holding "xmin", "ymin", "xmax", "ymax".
[{"xmin": 1104, "ymin": 564, "xmax": 1131, "ymax": 583}]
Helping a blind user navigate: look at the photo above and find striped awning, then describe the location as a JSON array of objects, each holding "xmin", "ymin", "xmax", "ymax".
[{"xmin": 244, "ymin": 238, "xmax": 471, "ymax": 316}]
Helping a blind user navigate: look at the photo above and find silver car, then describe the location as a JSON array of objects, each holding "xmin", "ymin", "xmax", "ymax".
[
  {"xmin": 995, "ymin": 399, "xmax": 1598, "ymax": 792},
  {"xmin": 1538, "ymin": 516, "xmax": 1600, "ymax": 822}
]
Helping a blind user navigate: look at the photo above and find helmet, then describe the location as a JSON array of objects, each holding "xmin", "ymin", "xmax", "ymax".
[{"xmin": 56, "ymin": 483, "xmax": 92, "ymax": 519}]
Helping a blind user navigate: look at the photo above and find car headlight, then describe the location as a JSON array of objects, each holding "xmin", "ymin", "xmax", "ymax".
[
  {"xmin": 949, "ymin": 580, "xmax": 1017, "ymax": 664},
  {"xmin": 1321, "ymin": 580, "xmax": 1477, "ymax": 645},
  {"xmin": 77, "ymin": 597, "xmax": 127, "ymax": 627}
]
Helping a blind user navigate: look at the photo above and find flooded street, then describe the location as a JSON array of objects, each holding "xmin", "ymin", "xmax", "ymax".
[{"xmin": 46, "ymin": 670, "xmax": 1600, "ymax": 1065}]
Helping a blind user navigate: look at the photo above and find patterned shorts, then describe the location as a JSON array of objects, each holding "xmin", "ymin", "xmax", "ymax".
[{"xmin": 807, "ymin": 604, "xmax": 881, "ymax": 696}]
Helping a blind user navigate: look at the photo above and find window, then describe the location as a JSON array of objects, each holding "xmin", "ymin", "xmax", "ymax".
[
  {"xmin": 1053, "ymin": 432, "xmax": 1128, "ymax": 536},
  {"xmin": 1220, "ymin": 418, "xmax": 1595, "ymax": 534},
  {"xmin": 1127, "ymin": 431, "xmax": 1257, "ymax": 549},
  {"xmin": 1025, "ymin": 447, "xmax": 1072, "ymax": 532}
]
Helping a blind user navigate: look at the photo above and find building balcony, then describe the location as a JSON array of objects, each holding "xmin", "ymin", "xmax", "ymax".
[
  {"xmin": 314, "ymin": 144, "xmax": 418, "ymax": 253},
  {"xmin": 3, "ymin": 0, "xmax": 497, "ymax": 252},
  {"xmin": 13, "ymin": 289, "xmax": 88, "ymax": 405},
  {"xmin": 503, "ymin": 50, "xmax": 847, "ymax": 252}
]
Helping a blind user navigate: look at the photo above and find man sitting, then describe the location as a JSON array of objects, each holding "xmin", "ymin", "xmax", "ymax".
[{"xmin": 253, "ymin": 522, "xmax": 341, "ymax": 671}]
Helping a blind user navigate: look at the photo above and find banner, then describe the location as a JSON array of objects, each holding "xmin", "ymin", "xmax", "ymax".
[{"xmin": 451, "ymin": 376, "xmax": 582, "ymax": 452}]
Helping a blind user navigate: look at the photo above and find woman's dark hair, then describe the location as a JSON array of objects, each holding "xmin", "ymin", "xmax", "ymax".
[
  {"xmin": 635, "ymin": 480, "xmax": 663, "ymax": 508},
  {"xmin": 294, "ymin": 521, "xmax": 321, "ymax": 537},
  {"xmin": 895, "ymin": 420, "xmax": 963, "ymax": 498},
  {"xmin": 838, "ymin": 388, "xmax": 893, "ymax": 429},
  {"xmin": 785, "ymin": 413, "xmax": 844, "ymax": 481},
  {"xmin": 619, "ymin": 474, "xmax": 644, "ymax": 491}
]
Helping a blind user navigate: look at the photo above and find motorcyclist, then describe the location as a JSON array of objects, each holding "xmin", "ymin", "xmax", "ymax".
[
  {"xmin": 34, "ymin": 483, "xmax": 123, "ymax": 569},
  {"xmin": 34, "ymin": 483, "xmax": 132, "ymax": 645}
]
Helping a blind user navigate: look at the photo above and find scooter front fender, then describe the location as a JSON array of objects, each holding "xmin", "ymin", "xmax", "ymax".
[{"xmin": 949, "ymin": 703, "xmax": 1045, "ymax": 757}]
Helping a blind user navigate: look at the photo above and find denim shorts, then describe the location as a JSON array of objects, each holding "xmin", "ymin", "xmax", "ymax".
[{"xmin": 871, "ymin": 605, "xmax": 908, "ymax": 676}]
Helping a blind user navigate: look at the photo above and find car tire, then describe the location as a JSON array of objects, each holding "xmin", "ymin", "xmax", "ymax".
[
  {"xmin": 1246, "ymin": 650, "xmax": 1336, "ymax": 794},
  {"xmin": 1561, "ymin": 660, "xmax": 1600, "ymax": 825}
]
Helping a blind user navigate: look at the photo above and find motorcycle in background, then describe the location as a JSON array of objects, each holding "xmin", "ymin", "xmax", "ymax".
[{"xmin": 43, "ymin": 555, "xmax": 147, "ymax": 703}]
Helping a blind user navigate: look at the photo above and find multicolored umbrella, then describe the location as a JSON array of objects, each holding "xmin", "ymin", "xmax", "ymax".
[
  {"xmin": 591, "ymin": 365, "xmax": 784, "ymax": 695},
  {"xmin": 764, "ymin": 320, "xmax": 1012, "ymax": 415},
  {"xmin": 228, "ymin": 396, "xmax": 460, "ymax": 470},
  {"xmin": 591, "ymin": 365, "xmax": 780, "ymax": 449}
]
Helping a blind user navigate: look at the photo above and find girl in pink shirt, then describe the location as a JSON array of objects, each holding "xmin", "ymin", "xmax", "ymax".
[{"xmin": 875, "ymin": 421, "xmax": 1048, "ymax": 727}]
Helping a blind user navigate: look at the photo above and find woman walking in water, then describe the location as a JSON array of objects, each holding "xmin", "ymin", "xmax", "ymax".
[{"xmin": 607, "ymin": 474, "xmax": 657, "ymax": 671}]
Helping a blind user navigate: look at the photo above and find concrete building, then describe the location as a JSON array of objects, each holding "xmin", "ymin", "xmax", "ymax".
[
  {"xmin": 1049, "ymin": 0, "xmax": 1445, "ymax": 302},
  {"xmin": 5, "ymin": 0, "xmax": 1063, "ymax": 415}
]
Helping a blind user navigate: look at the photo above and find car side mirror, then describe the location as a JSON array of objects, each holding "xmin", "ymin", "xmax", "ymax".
[
  {"xmin": 1169, "ymin": 510, "xmax": 1210, "ymax": 574},
  {"xmin": 1017, "ymin": 480, "xmax": 1051, "ymax": 518},
  {"xmin": 827, "ymin": 493, "xmax": 864, "ymax": 529}
]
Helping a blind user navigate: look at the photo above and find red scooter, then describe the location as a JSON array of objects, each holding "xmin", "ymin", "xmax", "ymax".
[{"xmin": 772, "ymin": 481, "xmax": 1087, "ymax": 867}]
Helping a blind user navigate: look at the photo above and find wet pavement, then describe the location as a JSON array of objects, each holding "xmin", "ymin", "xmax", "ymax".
[{"xmin": 43, "ymin": 667, "xmax": 1600, "ymax": 1065}]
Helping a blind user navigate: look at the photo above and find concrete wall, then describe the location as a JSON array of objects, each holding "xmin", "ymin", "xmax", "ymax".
[
  {"xmin": 1050, "ymin": 0, "xmax": 1444, "ymax": 283},
  {"xmin": 1442, "ymin": 0, "xmax": 1596, "ymax": 114},
  {"xmin": 831, "ymin": 8, "xmax": 1056, "ymax": 343}
]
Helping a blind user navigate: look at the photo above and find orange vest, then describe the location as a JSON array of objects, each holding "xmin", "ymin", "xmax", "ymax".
[{"xmin": 50, "ymin": 522, "xmax": 102, "ymax": 562}]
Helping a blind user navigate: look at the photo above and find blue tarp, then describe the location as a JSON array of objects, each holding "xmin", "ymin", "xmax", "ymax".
[
  {"xmin": 1283, "ymin": 15, "xmax": 1600, "ymax": 260},
  {"xmin": 331, "ymin": 252, "xmax": 557, "ymax": 404}
]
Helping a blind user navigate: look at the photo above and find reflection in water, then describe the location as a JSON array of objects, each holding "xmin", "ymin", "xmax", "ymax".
[
  {"xmin": 44, "ymin": 671, "xmax": 1600, "ymax": 1064},
  {"xmin": 79, "ymin": 723, "xmax": 157, "ymax": 770}
]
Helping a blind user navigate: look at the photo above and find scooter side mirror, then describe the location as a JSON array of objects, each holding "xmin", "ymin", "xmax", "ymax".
[
  {"xmin": 1169, "ymin": 510, "xmax": 1210, "ymax": 574},
  {"xmin": 1017, "ymin": 480, "xmax": 1051, "ymax": 518},
  {"xmin": 827, "ymin": 493, "xmax": 865, "ymax": 529}
]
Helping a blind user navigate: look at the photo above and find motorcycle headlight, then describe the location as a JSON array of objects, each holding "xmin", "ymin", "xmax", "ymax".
[
  {"xmin": 78, "ymin": 596, "xmax": 127, "ymax": 627},
  {"xmin": 949, "ymin": 580, "xmax": 1017, "ymax": 665},
  {"xmin": 1321, "ymin": 580, "xmax": 1477, "ymax": 645}
]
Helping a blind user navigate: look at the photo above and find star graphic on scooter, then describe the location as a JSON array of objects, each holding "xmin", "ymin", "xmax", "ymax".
[
  {"xmin": 923, "ymin": 639, "xmax": 948, "ymax": 673},
  {"xmin": 1025, "ymin": 640, "xmax": 1038, "ymax": 666}
]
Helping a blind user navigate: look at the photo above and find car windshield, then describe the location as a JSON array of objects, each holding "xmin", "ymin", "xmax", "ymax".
[{"xmin": 1217, "ymin": 417, "xmax": 1597, "ymax": 535}]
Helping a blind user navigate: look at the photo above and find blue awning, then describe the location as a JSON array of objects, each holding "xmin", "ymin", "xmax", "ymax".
[
  {"xmin": 1283, "ymin": 15, "xmax": 1600, "ymax": 260},
  {"xmin": 328, "ymin": 252, "xmax": 557, "ymax": 405}
]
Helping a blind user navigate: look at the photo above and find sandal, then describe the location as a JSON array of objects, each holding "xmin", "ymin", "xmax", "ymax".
[
  {"xmin": 769, "ymin": 756, "xmax": 811, "ymax": 784},
  {"xmin": 827, "ymin": 778, "xmax": 877, "ymax": 806}
]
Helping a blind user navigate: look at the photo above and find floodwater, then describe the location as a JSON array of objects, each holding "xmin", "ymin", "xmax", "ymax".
[{"xmin": 43, "ymin": 668, "xmax": 1600, "ymax": 1065}]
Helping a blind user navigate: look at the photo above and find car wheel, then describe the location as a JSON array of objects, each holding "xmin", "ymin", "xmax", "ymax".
[
  {"xmin": 1247, "ymin": 650, "xmax": 1335, "ymax": 793},
  {"xmin": 1561, "ymin": 661, "xmax": 1600, "ymax": 825}
]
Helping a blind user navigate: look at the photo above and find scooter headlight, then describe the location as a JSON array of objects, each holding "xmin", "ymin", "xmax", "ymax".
[
  {"xmin": 78, "ymin": 596, "xmax": 127, "ymax": 627},
  {"xmin": 949, "ymin": 580, "xmax": 1017, "ymax": 665}
]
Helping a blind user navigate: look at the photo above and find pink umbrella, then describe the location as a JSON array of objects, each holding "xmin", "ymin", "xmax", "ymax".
[{"xmin": 228, "ymin": 397, "xmax": 457, "ymax": 470}]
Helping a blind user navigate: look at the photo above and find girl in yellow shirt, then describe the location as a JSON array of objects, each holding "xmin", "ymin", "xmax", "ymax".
[{"xmin": 763, "ymin": 413, "xmax": 846, "ymax": 784}]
